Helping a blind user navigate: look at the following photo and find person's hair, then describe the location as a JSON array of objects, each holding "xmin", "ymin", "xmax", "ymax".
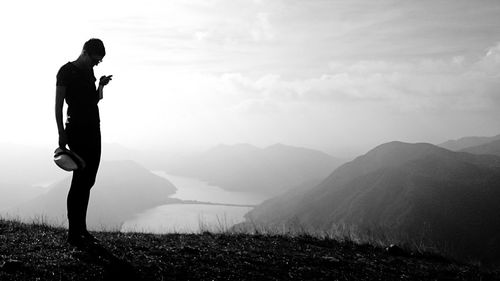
[{"xmin": 83, "ymin": 38, "xmax": 106, "ymax": 57}]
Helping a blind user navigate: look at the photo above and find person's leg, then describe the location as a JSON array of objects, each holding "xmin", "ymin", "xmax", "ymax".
[
  {"xmin": 67, "ymin": 169, "xmax": 87, "ymax": 239},
  {"xmin": 66, "ymin": 125, "xmax": 101, "ymax": 244},
  {"xmin": 80, "ymin": 134, "xmax": 101, "ymax": 237},
  {"xmin": 67, "ymin": 145, "xmax": 94, "ymax": 242}
]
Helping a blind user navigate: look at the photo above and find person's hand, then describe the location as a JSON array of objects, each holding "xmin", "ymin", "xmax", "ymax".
[
  {"xmin": 58, "ymin": 131, "xmax": 68, "ymax": 149},
  {"xmin": 99, "ymin": 75, "xmax": 113, "ymax": 86}
]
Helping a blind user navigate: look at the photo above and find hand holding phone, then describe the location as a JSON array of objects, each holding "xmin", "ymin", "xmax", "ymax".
[
  {"xmin": 98, "ymin": 75, "xmax": 112, "ymax": 100},
  {"xmin": 99, "ymin": 75, "xmax": 113, "ymax": 86}
]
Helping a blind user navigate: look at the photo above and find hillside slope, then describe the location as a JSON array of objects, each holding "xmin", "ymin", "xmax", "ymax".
[
  {"xmin": 0, "ymin": 219, "xmax": 498, "ymax": 281},
  {"xmin": 244, "ymin": 142, "xmax": 500, "ymax": 264},
  {"xmin": 0, "ymin": 183, "xmax": 44, "ymax": 211},
  {"xmin": 10, "ymin": 160, "xmax": 177, "ymax": 229}
]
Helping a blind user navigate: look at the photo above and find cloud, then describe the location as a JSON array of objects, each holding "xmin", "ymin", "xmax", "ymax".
[
  {"xmin": 475, "ymin": 42, "xmax": 500, "ymax": 74},
  {"xmin": 231, "ymin": 98, "xmax": 281, "ymax": 115},
  {"xmin": 189, "ymin": 12, "xmax": 275, "ymax": 45},
  {"xmin": 251, "ymin": 13, "xmax": 274, "ymax": 42},
  {"xmin": 210, "ymin": 42, "xmax": 500, "ymax": 115}
]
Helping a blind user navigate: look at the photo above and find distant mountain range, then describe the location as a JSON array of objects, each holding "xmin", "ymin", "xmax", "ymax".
[
  {"xmin": 0, "ymin": 144, "xmax": 66, "ymax": 186},
  {"xmin": 243, "ymin": 141, "xmax": 500, "ymax": 263},
  {"xmin": 0, "ymin": 143, "xmax": 150, "ymax": 187},
  {"xmin": 460, "ymin": 139, "xmax": 500, "ymax": 156},
  {"xmin": 164, "ymin": 143, "xmax": 344, "ymax": 196},
  {"xmin": 9, "ymin": 160, "xmax": 177, "ymax": 230},
  {"xmin": 0, "ymin": 183, "xmax": 44, "ymax": 211},
  {"xmin": 438, "ymin": 134, "xmax": 500, "ymax": 151}
]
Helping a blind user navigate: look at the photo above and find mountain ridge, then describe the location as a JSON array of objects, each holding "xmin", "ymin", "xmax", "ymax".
[
  {"xmin": 164, "ymin": 143, "xmax": 344, "ymax": 196},
  {"xmin": 243, "ymin": 141, "xmax": 500, "ymax": 264},
  {"xmin": 438, "ymin": 134, "xmax": 500, "ymax": 151},
  {"xmin": 460, "ymin": 139, "xmax": 500, "ymax": 156}
]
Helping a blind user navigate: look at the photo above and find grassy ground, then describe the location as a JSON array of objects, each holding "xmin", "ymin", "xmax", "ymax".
[{"xmin": 0, "ymin": 218, "xmax": 499, "ymax": 281}]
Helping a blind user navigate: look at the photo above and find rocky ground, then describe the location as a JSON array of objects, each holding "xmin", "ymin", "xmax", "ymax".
[{"xmin": 0, "ymin": 219, "xmax": 499, "ymax": 281}]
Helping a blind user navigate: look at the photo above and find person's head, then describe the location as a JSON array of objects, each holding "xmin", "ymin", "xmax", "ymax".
[{"xmin": 82, "ymin": 38, "xmax": 105, "ymax": 67}]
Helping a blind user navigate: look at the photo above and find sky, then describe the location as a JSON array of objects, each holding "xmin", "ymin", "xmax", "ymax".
[{"xmin": 0, "ymin": 0, "xmax": 499, "ymax": 157}]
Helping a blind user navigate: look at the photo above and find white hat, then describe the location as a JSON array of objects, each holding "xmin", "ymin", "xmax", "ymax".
[{"xmin": 54, "ymin": 147, "xmax": 86, "ymax": 171}]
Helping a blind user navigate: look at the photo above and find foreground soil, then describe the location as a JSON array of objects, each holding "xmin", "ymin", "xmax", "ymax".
[{"xmin": 0, "ymin": 220, "xmax": 498, "ymax": 281}]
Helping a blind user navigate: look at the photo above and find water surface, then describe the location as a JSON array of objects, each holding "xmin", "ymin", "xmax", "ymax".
[
  {"xmin": 121, "ymin": 172, "xmax": 268, "ymax": 233},
  {"xmin": 152, "ymin": 171, "xmax": 268, "ymax": 205},
  {"xmin": 122, "ymin": 204, "xmax": 252, "ymax": 233}
]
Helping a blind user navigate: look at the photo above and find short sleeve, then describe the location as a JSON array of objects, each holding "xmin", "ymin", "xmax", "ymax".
[{"xmin": 56, "ymin": 64, "xmax": 72, "ymax": 86}]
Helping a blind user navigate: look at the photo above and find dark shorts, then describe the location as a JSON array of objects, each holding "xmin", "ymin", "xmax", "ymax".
[{"xmin": 66, "ymin": 123, "xmax": 101, "ymax": 174}]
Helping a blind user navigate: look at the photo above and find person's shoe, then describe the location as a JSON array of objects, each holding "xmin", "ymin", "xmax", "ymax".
[
  {"xmin": 82, "ymin": 231, "xmax": 100, "ymax": 244},
  {"xmin": 67, "ymin": 234, "xmax": 86, "ymax": 248}
]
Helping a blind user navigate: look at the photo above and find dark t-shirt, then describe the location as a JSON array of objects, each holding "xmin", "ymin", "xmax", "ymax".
[{"xmin": 56, "ymin": 62, "xmax": 100, "ymax": 126}]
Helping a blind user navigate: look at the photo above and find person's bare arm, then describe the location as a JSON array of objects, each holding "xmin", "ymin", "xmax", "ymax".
[
  {"xmin": 55, "ymin": 86, "xmax": 67, "ymax": 148},
  {"xmin": 98, "ymin": 75, "xmax": 112, "ymax": 100}
]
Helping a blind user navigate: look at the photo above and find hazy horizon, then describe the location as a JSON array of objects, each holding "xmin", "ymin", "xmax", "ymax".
[{"xmin": 1, "ymin": 0, "xmax": 500, "ymax": 158}]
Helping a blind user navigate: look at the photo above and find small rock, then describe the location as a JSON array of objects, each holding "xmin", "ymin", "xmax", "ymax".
[
  {"xmin": 385, "ymin": 244, "xmax": 406, "ymax": 256},
  {"xmin": 322, "ymin": 256, "xmax": 340, "ymax": 263}
]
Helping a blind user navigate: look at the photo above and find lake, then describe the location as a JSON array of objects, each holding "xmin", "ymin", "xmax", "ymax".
[{"xmin": 121, "ymin": 171, "xmax": 269, "ymax": 234}]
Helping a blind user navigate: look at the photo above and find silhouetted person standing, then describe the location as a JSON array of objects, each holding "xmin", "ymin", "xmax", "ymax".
[{"xmin": 55, "ymin": 38, "xmax": 112, "ymax": 246}]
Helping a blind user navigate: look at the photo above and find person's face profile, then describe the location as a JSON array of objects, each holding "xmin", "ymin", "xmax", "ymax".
[
  {"xmin": 85, "ymin": 51, "xmax": 104, "ymax": 66},
  {"xmin": 90, "ymin": 55, "xmax": 103, "ymax": 66}
]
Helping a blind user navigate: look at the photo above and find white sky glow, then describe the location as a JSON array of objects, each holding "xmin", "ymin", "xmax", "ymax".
[{"xmin": 1, "ymin": 0, "xmax": 499, "ymax": 157}]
